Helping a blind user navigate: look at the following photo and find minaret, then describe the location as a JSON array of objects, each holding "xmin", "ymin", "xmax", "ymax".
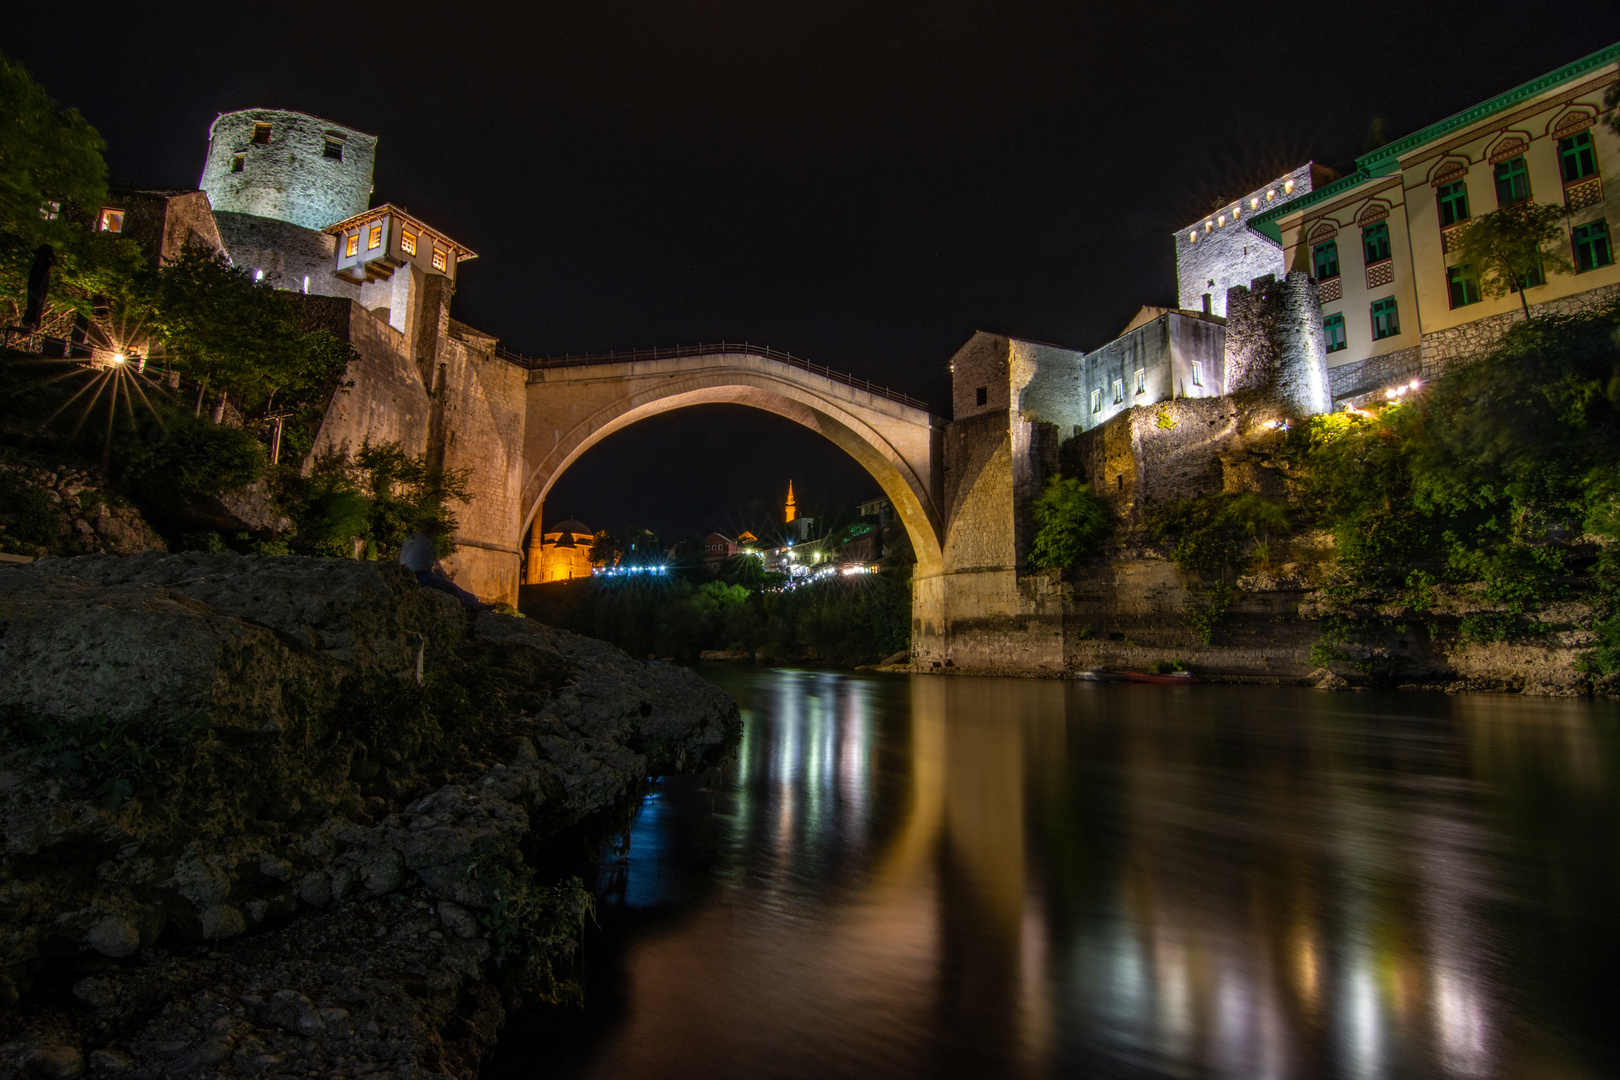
[{"xmin": 785, "ymin": 480, "xmax": 797, "ymax": 525}]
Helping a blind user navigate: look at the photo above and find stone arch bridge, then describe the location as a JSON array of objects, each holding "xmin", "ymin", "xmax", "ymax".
[{"xmin": 511, "ymin": 343, "xmax": 947, "ymax": 592}]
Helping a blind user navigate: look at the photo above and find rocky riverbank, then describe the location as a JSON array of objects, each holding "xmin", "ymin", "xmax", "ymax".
[{"xmin": 0, "ymin": 553, "xmax": 740, "ymax": 1079}]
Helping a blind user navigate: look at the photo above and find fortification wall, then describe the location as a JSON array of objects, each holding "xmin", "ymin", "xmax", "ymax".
[
  {"xmin": 1224, "ymin": 272, "xmax": 1329, "ymax": 416},
  {"xmin": 435, "ymin": 336, "xmax": 528, "ymax": 606},
  {"xmin": 214, "ymin": 212, "xmax": 359, "ymax": 300},
  {"xmin": 306, "ymin": 302, "xmax": 433, "ymax": 462}
]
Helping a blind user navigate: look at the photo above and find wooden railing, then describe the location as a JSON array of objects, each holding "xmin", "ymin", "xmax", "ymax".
[{"xmin": 494, "ymin": 341, "xmax": 930, "ymax": 411}]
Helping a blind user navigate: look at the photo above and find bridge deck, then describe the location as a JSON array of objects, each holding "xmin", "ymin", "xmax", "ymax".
[{"xmin": 495, "ymin": 341, "xmax": 930, "ymax": 411}]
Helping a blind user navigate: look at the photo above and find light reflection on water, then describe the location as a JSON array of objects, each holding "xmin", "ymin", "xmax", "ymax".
[{"xmin": 492, "ymin": 670, "xmax": 1620, "ymax": 1080}]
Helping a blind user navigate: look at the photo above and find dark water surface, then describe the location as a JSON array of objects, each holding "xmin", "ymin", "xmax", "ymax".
[{"xmin": 487, "ymin": 669, "xmax": 1620, "ymax": 1079}]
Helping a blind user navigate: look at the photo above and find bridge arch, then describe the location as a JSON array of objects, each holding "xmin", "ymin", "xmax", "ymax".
[{"xmin": 516, "ymin": 350, "xmax": 945, "ymax": 577}]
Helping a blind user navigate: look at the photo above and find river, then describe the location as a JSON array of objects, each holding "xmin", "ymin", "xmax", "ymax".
[{"xmin": 486, "ymin": 668, "xmax": 1620, "ymax": 1079}]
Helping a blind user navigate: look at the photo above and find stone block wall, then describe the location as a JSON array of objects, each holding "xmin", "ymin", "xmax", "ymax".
[
  {"xmin": 200, "ymin": 110, "xmax": 377, "ymax": 232},
  {"xmin": 1224, "ymin": 272, "xmax": 1330, "ymax": 416},
  {"xmin": 214, "ymin": 212, "xmax": 360, "ymax": 300},
  {"xmin": 306, "ymin": 302, "xmax": 433, "ymax": 464},
  {"xmin": 1174, "ymin": 163, "xmax": 1329, "ymax": 316}
]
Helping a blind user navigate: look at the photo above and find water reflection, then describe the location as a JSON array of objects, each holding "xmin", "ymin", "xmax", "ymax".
[{"xmin": 492, "ymin": 672, "xmax": 1620, "ymax": 1080}]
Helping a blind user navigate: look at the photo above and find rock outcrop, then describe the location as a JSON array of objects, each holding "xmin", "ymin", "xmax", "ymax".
[{"xmin": 0, "ymin": 553, "xmax": 739, "ymax": 1078}]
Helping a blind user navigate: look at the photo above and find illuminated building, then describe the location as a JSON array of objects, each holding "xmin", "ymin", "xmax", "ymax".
[{"xmin": 525, "ymin": 517, "xmax": 595, "ymax": 583}]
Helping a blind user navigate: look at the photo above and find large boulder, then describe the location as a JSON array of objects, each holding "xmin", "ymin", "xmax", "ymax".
[{"xmin": 0, "ymin": 553, "xmax": 739, "ymax": 1075}]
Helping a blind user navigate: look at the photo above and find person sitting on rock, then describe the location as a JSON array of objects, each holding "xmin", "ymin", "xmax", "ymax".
[{"xmin": 399, "ymin": 518, "xmax": 488, "ymax": 610}]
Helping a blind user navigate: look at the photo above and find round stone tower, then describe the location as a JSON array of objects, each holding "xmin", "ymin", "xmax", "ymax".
[{"xmin": 199, "ymin": 109, "xmax": 377, "ymax": 231}]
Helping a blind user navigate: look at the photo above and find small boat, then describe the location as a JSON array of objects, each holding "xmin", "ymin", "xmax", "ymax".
[{"xmin": 1078, "ymin": 668, "xmax": 1201, "ymax": 684}]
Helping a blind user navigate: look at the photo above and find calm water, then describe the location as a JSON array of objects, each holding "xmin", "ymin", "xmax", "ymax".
[{"xmin": 488, "ymin": 670, "xmax": 1620, "ymax": 1079}]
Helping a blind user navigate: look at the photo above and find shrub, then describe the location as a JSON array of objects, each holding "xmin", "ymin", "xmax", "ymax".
[{"xmin": 1028, "ymin": 477, "xmax": 1108, "ymax": 570}]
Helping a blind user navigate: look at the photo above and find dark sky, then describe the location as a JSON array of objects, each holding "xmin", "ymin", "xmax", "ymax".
[{"xmin": 9, "ymin": 4, "xmax": 1620, "ymax": 539}]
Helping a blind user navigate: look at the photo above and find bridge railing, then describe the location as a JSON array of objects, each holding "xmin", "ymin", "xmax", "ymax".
[{"xmin": 493, "ymin": 341, "xmax": 930, "ymax": 411}]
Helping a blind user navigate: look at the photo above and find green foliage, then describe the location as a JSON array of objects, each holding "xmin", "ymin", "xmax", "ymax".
[
  {"xmin": 0, "ymin": 467, "xmax": 58, "ymax": 548},
  {"xmin": 1451, "ymin": 201, "xmax": 1575, "ymax": 310},
  {"xmin": 155, "ymin": 246, "xmax": 355, "ymax": 414},
  {"xmin": 1149, "ymin": 492, "xmax": 1288, "ymax": 578},
  {"xmin": 4, "ymin": 711, "xmax": 209, "ymax": 810},
  {"xmin": 0, "ymin": 51, "xmax": 107, "ymax": 250},
  {"xmin": 1027, "ymin": 476, "xmax": 1109, "ymax": 571},
  {"xmin": 481, "ymin": 865, "xmax": 595, "ymax": 1007},
  {"xmin": 119, "ymin": 412, "xmax": 267, "ymax": 508},
  {"xmin": 280, "ymin": 440, "xmax": 472, "ymax": 561},
  {"xmin": 1155, "ymin": 409, "xmax": 1178, "ymax": 430},
  {"xmin": 1185, "ymin": 581, "xmax": 1236, "ymax": 646}
]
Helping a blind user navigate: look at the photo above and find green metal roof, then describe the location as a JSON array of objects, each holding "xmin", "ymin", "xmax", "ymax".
[{"xmin": 1245, "ymin": 40, "xmax": 1620, "ymax": 243}]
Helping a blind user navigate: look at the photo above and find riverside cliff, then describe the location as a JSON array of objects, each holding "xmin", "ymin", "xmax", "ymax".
[{"xmin": 0, "ymin": 553, "xmax": 739, "ymax": 1079}]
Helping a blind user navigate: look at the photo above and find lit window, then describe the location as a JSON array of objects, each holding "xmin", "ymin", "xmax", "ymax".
[
  {"xmin": 1189, "ymin": 232, "xmax": 1197, "ymax": 243},
  {"xmin": 1091, "ymin": 388, "xmax": 1102, "ymax": 413},
  {"xmin": 401, "ymin": 230, "xmax": 417, "ymax": 256},
  {"xmin": 1113, "ymin": 379, "xmax": 1124, "ymax": 404},
  {"xmin": 324, "ymin": 139, "xmax": 343, "ymax": 160},
  {"xmin": 368, "ymin": 224, "xmax": 382, "ymax": 250},
  {"xmin": 1205, "ymin": 220, "xmax": 1213, "ymax": 231},
  {"xmin": 1217, "ymin": 215, "xmax": 1225, "ymax": 226},
  {"xmin": 1232, "ymin": 205, "xmax": 1240, "ymax": 219},
  {"xmin": 345, "ymin": 233, "xmax": 359, "ymax": 257},
  {"xmin": 432, "ymin": 248, "xmax": 448, "ymax": 271},
  {"xmin": 1370, "ymin": 298, "xmax": 1400, "ymax": 339},
  {"xmin": 1313, "ymin": 240, "xmax": 1339, "ymax": 280},
  {"xmin": 1250, "ymin": 197, "xmax": 1259, "ymax": 210},
  {"xmin": 231, "ymin": 154, "xmax": 245, "ymax": 173},
  {"xmin": 1573, "ymin": 221, "xmax": 1614, "ymax": 272},
  {"xmin": 1362, "ymin": 221, "xmax": 1391, "ymax": 264},
  {"xmin": 1437, "ymin": 181, "xmax": 1470, "ymax": 227},
  {"xmin": 1266, "ymin": 189, "xmax": 1276, "ymax": 201},
  {"xmin": 1493, "ymin": 156, "xmax": 1530, "ymax": 205},
  {"xmin": 1447, "ymin": 264, "xmax": 1482, "ymax": 308},
  {"xmin": 1324, "ymin": 313, "xmax": 1347, "ymax": 353},
  {"xmin": 40, "ymin": 200, "xmax": 59, "ymax": 220},
  {"xmin": 1284, "ymin": 179, "xmax": 1295, "ymax": 194},
  {"xmin": 1559, "ymin": 131, "xmax": 1597, "ymax": 183},
  {"xmin": 1135, "ymin": 368, "xmax": 1146, "ymax": 394},
  {"xmin": 98, "ymin": 208, "xmax": 124, "ymax": 233},
  {"xmin": 1191, "ymin": 361, "xmax": 1203, "ymax": 387},
  {"xmin": 251, "ymin": 122, "xmax": 271, "ymax": 144}
]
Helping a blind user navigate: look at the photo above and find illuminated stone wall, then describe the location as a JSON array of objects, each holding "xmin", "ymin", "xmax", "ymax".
[
  {"xmin": 200, "ymin": 110, "xmax": 377, "ymax": 232},
  {"xmin": 1174, "ymin": 163, "xmax": 1327, "ymax": 317}
]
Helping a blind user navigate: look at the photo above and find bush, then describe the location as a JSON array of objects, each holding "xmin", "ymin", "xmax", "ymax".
[{"xmin": 1028, "ymin": 477, "xmax": 1108, "ymax": 570}]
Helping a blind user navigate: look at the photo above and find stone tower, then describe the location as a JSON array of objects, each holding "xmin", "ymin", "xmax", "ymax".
[
  {"xmin": 1224, "ymin": 272, "xmax": 1331, "ymax": 417},
  {"xmin": 199, "ymin": 109, "xmax": 377, "ymax": 231}
]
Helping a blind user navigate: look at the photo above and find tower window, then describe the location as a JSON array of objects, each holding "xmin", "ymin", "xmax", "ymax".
[
  {"xmin": 1493, "ymin": 156, "xmax": 1530, "ymax": 206},
  {"xmin": 1190, "ymin": 361, "xmax": 1203, "ymax": 387},
  {"xmin": 975, "ymin": 386, "xmax": 987, "ymax": 407},
  {"xmin": 1437, "ymin": 181, "xmax": 1470, "ymax": 227},
  {"xmin": 345, "ymin": 233, "xmax": 359, "ymax": 257},
  {"xmin": 1573, "ymin": 221, "xmax": 1614, "ymax": 272},
  {"xmin": 1362, "ymin": 222, "xmax": 1391, "ymax": 264},
  {"xmin": 1113, "ymin": 379, "xmax": 1124, "ymax": 404},
  {"xmin": 432, "ymin": 247, "xmax": 448, "ymax": 271},
  {"xmin": 324, "ymin": 139, "xmax": 343, "ymax": 160},
  {"xmin": 368, "ymin": 224, "xmax": 382, "ymax": 250},
  {"xmin": 1313, "ymin": 240, "xmax": 1340, "ymax": 280},
  {"xmin": 251, "ymin": 122, "xmax": 272, "ymax": 144},
  {"xmin": 1370, "ymin": 297, "xmax": 1401, "ymax": 339},
  {"xmin": 401, "ymin": 230, "xmax": 417, "ymax": 256},
  {"xmin": 1324, "ymin": 312, "xmax": 1347, "ymax": 353},
  {"xmin": 1135, "ymin": 369, "xmax": 1146, "ymax": 394},
  {"xmin": 1559, "ymin": 131, "xmax": 1597, "ymax": 184},
  {"xmin": 97, "ymin": 208, "xmax": 124, "ymax": 233},
  {"xmin": 1091, "ymin": 388, "xmax": 1102, "ymax": 413},
  {"xmin": 230, "ymin": 154, "xmax": 245, "ymax": 173}
]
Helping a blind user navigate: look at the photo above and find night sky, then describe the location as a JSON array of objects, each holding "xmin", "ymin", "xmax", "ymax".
[{"xmin": 9, "ymin": 5, "xmax": 1620, "ymax": 540}]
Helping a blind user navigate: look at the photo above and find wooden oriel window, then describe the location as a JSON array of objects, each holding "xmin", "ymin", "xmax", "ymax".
[
  {"xmin": 368, "ymin": 225, "xmax": 382, "ymax": 250},
  {"xmin": 401, "ymin": 230, "xmax": 417, "ymax": 256},
  {"xmin": 432, "ymin": 248, "xmax": 448, "ymax": 271},
  {"xmin": 345, "ymin": 233, "xmax": 359, "ymax": 257}
]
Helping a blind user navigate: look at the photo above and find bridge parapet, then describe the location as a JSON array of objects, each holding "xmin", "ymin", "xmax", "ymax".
[{"xmin": 497, "ymin": 341, "xmax": 930, "ymax": 412}]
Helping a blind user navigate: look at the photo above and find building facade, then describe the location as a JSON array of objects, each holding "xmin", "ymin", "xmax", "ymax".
[
  {"xmin": 1240, "ymin": 44, "xmax": 1620, "ymax": 404},
  {"xmin": 1174, "ymin": 163, "xmax": 1336, "ymax": 317},
  {"xmin": 527, "ymin": 518, "xmax": 595, "ymax": 583}
]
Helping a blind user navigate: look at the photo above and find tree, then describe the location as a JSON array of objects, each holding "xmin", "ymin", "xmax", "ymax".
[
  {"xmin": 153, "ymin": 246, "xmax": 354, "ymax": 416},
  {"xmin": 0, "ymin": 52, "xmax": 107, "ymax": 250},
  {"xmin": 589, "ymin": 530, "xmax": 622, "ymax": 568},
  {"xmin": 1027, "ymin": 477, "xmax": 1109, "ymax": 570},
  {"xmin": 1451, "ymin": 202, "xmax": 1574, "ymax": 318}
]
